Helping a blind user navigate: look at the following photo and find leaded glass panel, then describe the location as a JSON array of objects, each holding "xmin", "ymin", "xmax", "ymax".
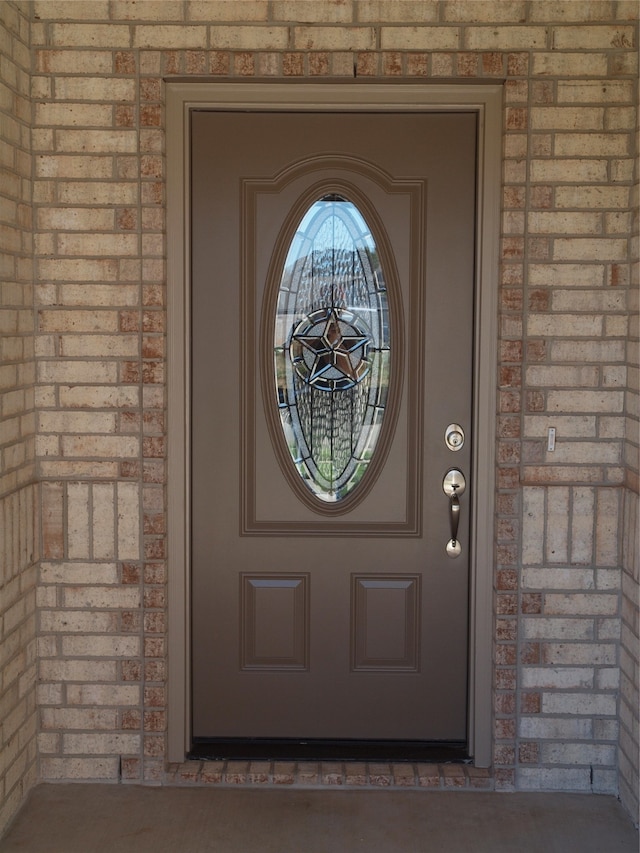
[{"xmin": 274, "ymin": 195, "xmax": 391, "ymax": 503}]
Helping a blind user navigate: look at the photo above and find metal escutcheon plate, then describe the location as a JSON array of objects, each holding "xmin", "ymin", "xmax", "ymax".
[{"xmin": 442, "ymin": 468, "xmax": 466, "ymax": 497}]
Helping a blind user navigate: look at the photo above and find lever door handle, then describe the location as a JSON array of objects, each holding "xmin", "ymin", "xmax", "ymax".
[
  {"xmin": 443, "ymin": 468, "xmax": 465, "ymax": 558},
  {"xmin": 449, "ymin": 492, "xmax": 460, "ymax": 546}
]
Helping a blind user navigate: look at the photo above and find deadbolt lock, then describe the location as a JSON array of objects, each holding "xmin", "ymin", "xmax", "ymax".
[{"xmin": 445, "ymin": 423, "xmax": 465, "ymax": 451}]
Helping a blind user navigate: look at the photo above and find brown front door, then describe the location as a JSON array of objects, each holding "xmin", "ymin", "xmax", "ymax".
[{"xmin": 191, "ymin": 111, "xmax": 476, "ymax": 752}]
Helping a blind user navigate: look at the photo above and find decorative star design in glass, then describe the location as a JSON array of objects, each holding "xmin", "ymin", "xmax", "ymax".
[{"xmin": 291, "ymin": 306, "xmax": 371, "ymax": 391}]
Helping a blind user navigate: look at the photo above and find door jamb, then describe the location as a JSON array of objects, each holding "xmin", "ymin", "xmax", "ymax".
[{"xmin": 166, "ymin": 81, "xmax": 502, "ymax": 767}]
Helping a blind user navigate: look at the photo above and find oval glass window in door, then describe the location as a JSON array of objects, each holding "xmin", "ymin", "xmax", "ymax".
[{"xmin": 273, "ymin": 195, "xmax": 391, "ymax": 504}]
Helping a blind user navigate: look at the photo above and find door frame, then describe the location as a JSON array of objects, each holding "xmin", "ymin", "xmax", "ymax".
[{"xmin": 166, "ymin": 81, "xmax": 502, "ymax": 767}]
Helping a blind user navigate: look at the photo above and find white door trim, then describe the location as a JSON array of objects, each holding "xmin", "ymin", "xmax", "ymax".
[{"xmin": 166, "ymin": 82, "xmax": 502, "ymax": 766}]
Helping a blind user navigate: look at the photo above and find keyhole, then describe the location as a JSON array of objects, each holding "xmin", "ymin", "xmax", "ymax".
[{"xmin": 445, "ymin": 423, "xmax": 465, "ymax": 451}]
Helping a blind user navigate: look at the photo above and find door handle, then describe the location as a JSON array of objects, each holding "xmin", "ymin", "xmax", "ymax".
[{"xmin": 443, "ymin": 468, "xmax": 466, "ymax": 558}]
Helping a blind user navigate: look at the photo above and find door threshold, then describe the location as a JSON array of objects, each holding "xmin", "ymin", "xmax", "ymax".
[{"xmin": 189, "ymin": 738, "xmax": 469, "ymax": 763}]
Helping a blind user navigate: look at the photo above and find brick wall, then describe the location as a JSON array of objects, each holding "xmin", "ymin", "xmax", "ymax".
[
  {"xmin": 0, "ymin": 0, "xmax": 638, "ymax": 827},
  {"xmin": 618, "ymin": 86, "xmax": 639, "ymax": 821},
  {"xmin": 0, "ymin": 0, "xmax": 38, "ymax": 837}
]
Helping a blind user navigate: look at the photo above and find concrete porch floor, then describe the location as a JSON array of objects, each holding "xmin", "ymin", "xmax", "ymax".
[{"xmin": 0, "ymin": 784, "xmax": 638, "ymax": 852}]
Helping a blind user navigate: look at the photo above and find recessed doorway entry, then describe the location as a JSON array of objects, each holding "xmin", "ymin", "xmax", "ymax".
[{"xmin": 166, "ymin": 83, "xmax": 501, "ymax": 767}]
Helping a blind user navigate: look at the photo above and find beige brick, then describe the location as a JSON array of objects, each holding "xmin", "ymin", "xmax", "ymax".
[
  {"xmin": 526, "ymin": 366, "xmax": 599, "ymax": 387},
  {"xmin": 210, "ymin": 23, "xmax": 289, "ymax": 49},
  {"xmin": 522, "ymin": 487, "xmax": 545, "ymax": 565},
  {"xmin": 117, "ymin": 482, "xmax": 140, "ymax": 560},
  {"xmin": 92, "ymin": 483, "xmax": 115, "ymax": 560},
  {"xmin": 61, "ymin": 635, "xmax": 140, "ymax": 657},
  {"xmin": 37, "ymin": 208, "xmax": 114, "ymax": 231},
  {"xmin": 552, "ymin": 25, "xmax": 635, "ymax": 50},
  {"xmin": 133, "ymin": 25, "xmax": 207, "ymax": 48},
  {"xmin": 442, "ymin": 0, "xmax": 527, "ymax": 21},
  {"xmin": 531, "ymin": 107, "xmax": 604, "ymax": 131},
  {"xmin": 552, "ymin": 291, "xmax": 625, "ymax": 313},
  {"xmin": 55, "ymin": 130, "xmax": 138, "ymax": 154},
  {"xmin": 57, "ymin": 234, "xmax": 138, "ymax": 257},
  {"xmin": 59, "ymin": 336, "xmax": 138, "ymax": 358},
  {"xmin": 596, "ymin": 489, "xmax": 620, "ymax": 565},
  {"xmin": 530, "ymin": 2, "xmax": 617, "ymax": 22},
  {"xmin": 519, "ymin": 716, "xmax": 593, "ymax": 740},
  {"xmin": 40, "ymin": 756, "xmax": 119, "ymax": 780},
  {"xmin": 545, "ymin": 594, "xmax": 619, "ymax": 616},
  {"xmin": 541, "ymin": 691, "xmax": 617, "ymax": 716},
  {"xmin": 40, "ymin": 461, "xmax": 120, "ymax": 479},
  {"xmin": 38, "ymin": 412, "xmax": 117, "ymax": 434},
  {"xmin": 38, "ymin": 310, "xmax": 118, "ymax": 333},
  {"xmin": 503, "ymin": 163, "xmax": 525, "ymax": 189},
  {"xmin": 611, "ymin": 159, "xmax": 635, "ymax": 182},
  {"xmin": 50, "ymin": 23, "xmax": 132, "ymax": 48},
  {"xmin": 112, "ymin": 0, "xmax": 185, "ymax": 20},
  {"xmin": 597, "ymin": 569, "xmax": 622, "ymax": 591},
  {"xmin": 554, "ymin": 134, "xmax": 630, "ymax": 157},
  {"xmin": 37, "ymin": 733, "xmax": 60, "ymax": 753},
  {"xmin": 555, "ymin": 186, "xmax": 629, "ymax": 209},
  {"xmin": 355, "ymin": 0, "xmax": 437, "ymax": 22},
  {"xmin": 527, "ymin": 315, "xmax": 602, "ymax": 337},
  {"xmin": 547, "ymin": 390, "xmax": 624, "ymax": 414},
  {"xmin": 36, "ymin": 156, "xmax": 113, "ymax": 179},
  {"xmin": 599, "ymin": 416, "xmax": 626, "ymax": 438},
  {"xmin": 62, "ymin": 586, "xmax": 140, "ymax": 609},
  {"xmin": 464, "ymin": 26, "xmax": 547, "ymax": 49},
  {"xmin": 41, "ymin": 708, "xmax": 117, "ymax": 730},
  {"xmin": 523, "ymin": 618, "xmax": 594, "ymax": 641},
  {"xmin": 40, "ymin": 562, "xmax": 118, "ymax": 584},
  {"xmin": 58, "ymin": 183, "xmax": 138, "ymax": 205},
  {"xmin": 53, "ymin": 77, "xmax": 135, "ymax": 102},
  {"xmin": 36, "ymin": 50, "xmax": 113, "ymax": 74},
  {"xmin": 557, "ymin": 80, "xmax": 635, "ymax": 104},
  {"xmin": 62, "ymin": 733, "xmax": 140, "ymax": 754},
  {"xmin": 39, "ymin": 660, "xmax": 117, "ymax": 682},
  {"xmin": 57, "ymin": 285, "xmax": 139, "ymax": 307},
  {"xmin": 546, "ymin": 488, "xmax": 569, "ymax": 563},
  {"xmin": 605, "ymin": 211, "xmax": 632, "ymax": 235},
  {"xmin": 35, "ymin": 103, "xmax": 113, "ymax": 128},
  {"xmin": 532, "ymin": 53, "xmax": 608, "ymax": 76},
  {"xmin": 522, "ymin": 667, "xmax": 594, "ymax": 689},
  {"xmin": 295, "ymin": 26, "xmax": 376, "ymax": 50},
  {"xmin": 38, "ymin": 361, "xmax": 118, "ymax": 384},
  {"xmin": 550, "ymin": 341, "xmax": 625, "ymax": 362},
  {"xmin": 66, "ymin": 684, "xmax": 140, "ymax": 706},
  {"xmin": 67, "ymin": 483, "xmax": 90, "ymax": 559},
  {"xmin": 58, "ymin": 386, "xmax": 139, "ymax": 408},
  {"xmin": 530, "ymin": 159, "xmax": 608, "ymax": 183},
  {"xmin": 602, "ymin": 366, "xmax": 626, "ymax": 389},
  {"xmin": 40, "ymin": 610, "xmax": 118, "ymax": 633},
  {"xmin": 188, "ymin": 1, "xmax": 269, "ymax": 22},
  {"xmin": 61, "ymin": 435, "xmax": 139, "ymax": 458},
  {"xmin": 605, "ymin": 107, "xmax": 636, "ymax": 131},
  {"xmin": 33, "ymin": 1, "xmax": 110, "ymax": 19},
  {"xmin": 542, "ymin": 743, "xmax": 616, "ymax": 765},
  {"xmin": 553, "ymin": 238, "xmax": 627, "ymax": 262},
  {"xmin": 527, "ymin": 212, "xmax": 601, "ymax": 234},
  {"xmin": 548, "ymin": 441, "xmax": 621, "ymax": 465},
  {"xmin": 524, "ymin": 567, "xmax": 595, "ymax": 590},
  {"xmin": 572, "ymin": 488, "xmax": 596, "ymax": 565},
  {"xmin": 524, "ymin": 416, "xmax": 596, "ymax": 438},
  {"xmin": 36, "ymin": 586, "xmax": 58, "ymax": 608},
  {"xmin": 272, "ymin": 0, "xmax": 354, "ymax": 23}
]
